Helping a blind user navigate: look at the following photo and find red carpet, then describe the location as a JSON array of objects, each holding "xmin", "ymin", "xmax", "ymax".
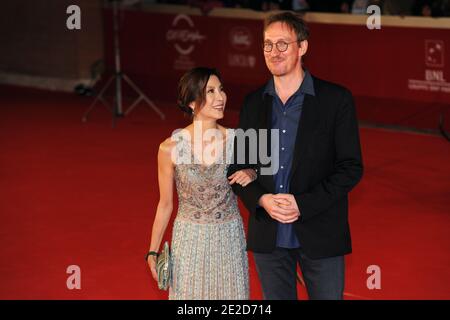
[{"xmin": 0, "ymin": 85, "xmax": 449, "ymax": 299}]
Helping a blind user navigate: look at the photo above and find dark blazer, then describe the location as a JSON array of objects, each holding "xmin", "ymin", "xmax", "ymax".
[{"xmin": 228, "ymin": 75, "xmax": 363, "ymax": 259}]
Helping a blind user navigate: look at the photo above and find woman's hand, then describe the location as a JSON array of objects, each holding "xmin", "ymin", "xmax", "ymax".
[
  {"xmin": 147, "ymin": 255, "xmax": 158, "ymax": 281},
  {"xmin": 228, "ymin": 169, "xmax": 257, "ymax": 187}
]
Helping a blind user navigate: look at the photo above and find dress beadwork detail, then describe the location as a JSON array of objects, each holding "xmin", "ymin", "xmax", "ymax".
[{"xmin": 169, "ymin": 129, "xmax": 249, "ymax": 300}]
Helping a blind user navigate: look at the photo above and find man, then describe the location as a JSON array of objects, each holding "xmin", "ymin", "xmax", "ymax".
[{"xmin": 228, "ymin": 11, "xmax": 363, "ymax": 300}]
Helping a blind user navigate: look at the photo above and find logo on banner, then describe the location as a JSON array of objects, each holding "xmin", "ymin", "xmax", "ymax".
[
  {"xmin": 228, "ymin": 26, "xmax": 256, "ymax": 68},
  {"xmin": 425, "ymin": 40, "xmax": 444, "ymax": 68},
  {"xmin": 408, "ymin": 39, "xmax": 449, "ymax": 94},
  {"xmin": 166, "ymin": 14, "xmax": 206, "ymax": 70},
  {"xmin": 228, "ymin": 55, "xmax": 256, "ymax": 68},
  {"xmin": 229, "ymin": 27, "xmax": 253, "ymax": 51}
]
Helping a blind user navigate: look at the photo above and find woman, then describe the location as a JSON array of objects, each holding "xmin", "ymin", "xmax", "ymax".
[{"xmin": 146, "ymin": 67, "xmax": 255, "ymax": 299}]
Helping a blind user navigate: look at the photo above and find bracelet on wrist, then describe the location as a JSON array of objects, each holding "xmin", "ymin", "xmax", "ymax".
[{"xmin": 145, "ymin": 251, "xmax": 159, "ymax": 261}]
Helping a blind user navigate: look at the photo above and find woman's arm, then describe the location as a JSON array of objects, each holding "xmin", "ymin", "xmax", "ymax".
[
  {"xmin": 228, "ymin": 168, "xmax": 257, "ymax": 187},
  {"xmin": 147, "ymin": 139, "xmax": 175, "ymax": 281}
]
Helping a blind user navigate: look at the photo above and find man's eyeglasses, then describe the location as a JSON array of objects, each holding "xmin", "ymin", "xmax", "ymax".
[{"xmin": 263, "ymin": 40, "xmax": 298, "ymax": 53}]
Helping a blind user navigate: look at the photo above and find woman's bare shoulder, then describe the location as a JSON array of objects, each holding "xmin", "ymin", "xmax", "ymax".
[
  {"xmin": 159, "ymin": 137, "xmax": 177, "ymax": 156},
  {"xmin": 159, "ymin": 126, "xmax": 191, "ymax": 156}
]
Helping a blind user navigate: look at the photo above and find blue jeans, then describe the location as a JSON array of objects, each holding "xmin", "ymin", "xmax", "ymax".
[{"xmin": 253, "ymin": 247, "xmax": 345, "ymax": 300}]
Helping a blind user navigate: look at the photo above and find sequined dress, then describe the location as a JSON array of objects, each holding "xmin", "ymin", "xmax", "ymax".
[{"xmin": 169, "ymin": 130, "xmax": 249, "ymax": 300}]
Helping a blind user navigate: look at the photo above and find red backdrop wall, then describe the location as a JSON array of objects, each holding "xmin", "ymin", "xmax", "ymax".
[{"xmin": 102, "ymin": 8, "xmax": 450, "ymax": 130}]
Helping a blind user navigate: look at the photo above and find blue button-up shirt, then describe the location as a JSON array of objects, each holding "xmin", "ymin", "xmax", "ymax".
[{"xmin": 263, "ymin": 69, "xmax": 315, "ymax": 248}]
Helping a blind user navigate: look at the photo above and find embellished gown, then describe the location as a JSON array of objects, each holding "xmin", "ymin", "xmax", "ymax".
[{"xmin": 169, "ymin": 130, "xmax": 249, "ymax": 300}]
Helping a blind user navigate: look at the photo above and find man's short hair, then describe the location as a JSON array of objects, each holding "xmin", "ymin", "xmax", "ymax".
[{"xmin": 264, "ymin": 11, "xmax": 310, "ymax": 42}]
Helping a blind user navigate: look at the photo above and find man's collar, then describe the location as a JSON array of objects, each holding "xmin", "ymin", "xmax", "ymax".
[{"xmin": 263, "ymin": 69, "xmax": 315, "ymax": 98}]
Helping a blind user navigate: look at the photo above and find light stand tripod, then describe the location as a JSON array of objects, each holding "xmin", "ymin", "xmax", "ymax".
[{"xmin": 82, "ymin": 0, "xmax": 165, "ymax": 127}]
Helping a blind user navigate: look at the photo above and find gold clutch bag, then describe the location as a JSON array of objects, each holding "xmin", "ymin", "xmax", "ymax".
[{"xmin": 156, "ymin": 241, "xmax": 172, "ymax": 290}]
